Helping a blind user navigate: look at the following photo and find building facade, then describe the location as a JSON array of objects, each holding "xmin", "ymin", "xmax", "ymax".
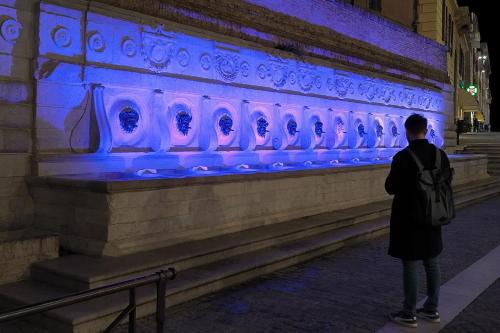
[{"xmin": 351, "ymin": 0, "xmax": 492, "ymax": 130}]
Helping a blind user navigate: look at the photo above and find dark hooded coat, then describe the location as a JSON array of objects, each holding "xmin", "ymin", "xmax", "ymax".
[{"xmin": 385, "ymin": 139, "xmax": 450, "ymax": 260}]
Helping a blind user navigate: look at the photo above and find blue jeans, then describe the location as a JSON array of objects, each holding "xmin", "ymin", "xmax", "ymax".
[{"xmin": 402, "ymin": 257, "xmax": 440, "ymax": 315}]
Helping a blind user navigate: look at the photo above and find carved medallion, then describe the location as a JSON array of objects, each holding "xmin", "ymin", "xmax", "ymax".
[
  {"xmin": 52, "ymin": 26, "xmax": 72, "ymax": 48},
  {"xmin": 177, "ymin": 48, "xmax": 190, "ymax": 67},
  {"xmin": 240, "ymin": 61, "xmax": 250, "ymax": 77},
  {"xmin": 0, "ymin": 18, "xmax": 22, "ymax": 43},
  {"xmin": 200, "ymin": 53, "xmax": 212, "ymax": 70},
  {"xmin": 142, "ymin": 25, "xmax": 174, "ymax": 72},
  {"xmin": 88, "ymin": 32, "xmax": 105, "ymax": 52},
  {"xmin": 215, "ymin": 54, "xmax": 239, "ymax": 82},
  {"xmin": 121, "ymin": 38, "xmax": 137, "ymax": 57}
]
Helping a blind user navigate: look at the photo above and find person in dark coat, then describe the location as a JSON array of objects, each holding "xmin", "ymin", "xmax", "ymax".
[{"xmin": 385, "ymin": 114, "xmax": 450, "ymax": 328}]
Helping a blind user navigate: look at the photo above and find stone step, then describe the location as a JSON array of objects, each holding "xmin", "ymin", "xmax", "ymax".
[
  {"xmin": 0, "ymin": 179, "xmax": 499, "ymax": 333},
  {"xmin": 30, "ymin": 201, "xmax": 391, "ymax": 292},
  {"xmin": 0, "ymin": 229, "xmax": 59, "ymax": 285},
  {"xmin": 27, "ymin": 178, "xmax": 500, "ymax": 292}
]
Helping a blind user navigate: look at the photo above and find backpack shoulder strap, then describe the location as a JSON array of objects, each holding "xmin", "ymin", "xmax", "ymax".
[
  {"xmin": 406, "ymin": 147, "xmax": 425, "ymax": 172},
  {"xmin": 435, "ymin": 146, "xmax": 442, "ymax": 169}
]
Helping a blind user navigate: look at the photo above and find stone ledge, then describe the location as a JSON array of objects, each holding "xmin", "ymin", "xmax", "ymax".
[{"xmin": 30, "ymin": 154, "xmax": 489, "ymax": 193}]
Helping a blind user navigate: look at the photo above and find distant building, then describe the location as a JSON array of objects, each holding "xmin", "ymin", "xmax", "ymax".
[{"xmin": 349, "ymin": 0, "xmax": 492, "ymax": 130}]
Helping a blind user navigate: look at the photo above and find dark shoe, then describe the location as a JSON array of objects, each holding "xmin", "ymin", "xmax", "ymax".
[
  {"xmin": 416, "ymin": 308, "xmax": 440, "ymax": 323},
  {"xmin": 389, "ymin": 311, "xmax": 417, "ymax": 328}
]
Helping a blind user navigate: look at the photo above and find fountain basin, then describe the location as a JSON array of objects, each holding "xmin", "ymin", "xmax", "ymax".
[{"xmin": 30, "ymin": 154, "xmax": 488, "ymax": 257}]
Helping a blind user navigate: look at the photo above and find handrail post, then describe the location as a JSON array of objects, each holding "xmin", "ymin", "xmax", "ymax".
[
  {"xmin": 156, "ymin": 270, "xmax": 168, "ymax": 333},
  {"xmin": 128, "ymin": 288, "xmax": 136, "ymax": 333}
]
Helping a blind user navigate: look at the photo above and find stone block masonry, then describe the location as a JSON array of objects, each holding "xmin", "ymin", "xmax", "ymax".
[
  {"xmin": 0, "ymin": 231, "xmax": 58, "ymax": 284},
  {"xmin": 29, "ymin": 155, "xmax": 489, "ymax": 257}
]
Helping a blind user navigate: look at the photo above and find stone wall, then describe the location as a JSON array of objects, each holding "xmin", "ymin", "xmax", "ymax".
[
  {"xmin": 97, "ymin": 0, "xmax": 448, "ymax": 85},
  {"xmin": 0, "ymin": 1, "xmax": 36, "ymax": 232},
  {"xmin": 30, "ymin": 155, "xmax": 489, "ymax": 257}
]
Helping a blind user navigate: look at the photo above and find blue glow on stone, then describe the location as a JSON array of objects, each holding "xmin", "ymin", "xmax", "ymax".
[
  {"xmin": 256, "ymin": 117, "xmax": 269, "ymax": 138},
  {"xmin": 219, "ymin": 114, "xmax": 233, "ymax": 136},
  {"xmin": 176, "ymin": 111, "xmax": 192, "ymax": 136},
  {"xmin": 119, "ymin": 107, "xmax": 139, "ymax": 133},
  {"xmin": 391, "ymin": 125, "xmax": 399, "ymax": 137},
  {"xmin": 314, "ymin": 121, "xmax": 324, "ymax": 137},
  {"xmin": 287, "ymin": 119, "xmax": 298, "ymax": 136},
  {"xmin": 430, "ymin": 128, "xmax": 436, "ymax": 138},
  {"xmin": 376, "ymin": 123, "xmax": 384, "ymax": 138},
  {"xmin": 358, "ymin": 123, "xmax": 367, "ymax": 137}
]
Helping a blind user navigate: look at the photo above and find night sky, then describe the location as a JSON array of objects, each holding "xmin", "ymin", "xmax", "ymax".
[{"xmin": 457, "ymin": 1, "xmax": 497, "ymax": 130}]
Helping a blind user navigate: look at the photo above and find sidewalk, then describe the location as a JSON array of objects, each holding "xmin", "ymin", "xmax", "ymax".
[{"xmin": 123, "ymin": 195, "xmax": 500, "ymax": 332}]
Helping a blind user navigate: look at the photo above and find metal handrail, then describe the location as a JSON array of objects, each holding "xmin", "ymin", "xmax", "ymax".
[{"xmin": 0, "ymin": 267, "xmax": 176, "ymax": 333}]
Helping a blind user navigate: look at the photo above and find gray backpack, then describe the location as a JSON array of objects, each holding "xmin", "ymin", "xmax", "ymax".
[{"xmin": 407, "ymin": 147, "xmax": 455, "ymax": 226}]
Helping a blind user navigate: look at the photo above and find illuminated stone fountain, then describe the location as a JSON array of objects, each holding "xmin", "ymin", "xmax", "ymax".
[{"xmin": 25, "ymin": 1, "xmax": 457, "ymax": 256}]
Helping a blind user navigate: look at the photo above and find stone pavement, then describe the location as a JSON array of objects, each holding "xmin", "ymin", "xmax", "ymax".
[
  {"xmin": 441, "ymin": 278, "xmax": 500, "ymax": 333},
  {"xmin": 117, "ymin": 195, "xmax": 500, "ymax": 333}
]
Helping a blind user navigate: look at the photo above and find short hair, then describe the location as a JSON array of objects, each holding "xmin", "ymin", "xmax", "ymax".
[{"xmin": 404, "ymin": 114, "xmax": 428, "ymax": 135}]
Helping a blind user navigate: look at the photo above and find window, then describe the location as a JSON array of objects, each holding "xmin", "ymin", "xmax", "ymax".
[
  {"xmin": 441, "ymin": 2, "xmax": 454, "ymax": 53},
  {"xmin": 459, "ymin": 48, "xmax": 465, "ymax": 79},
  {"xmin": 451, "ymin": 20, "xmax": 454, "ymax": 51},
  {"xmin": 442, "ymin": 0, "xmax": 446, "ymax": 42},
  {"xmin": 369, "ymin": 0, "xmax": 382, "ymax": 11}
]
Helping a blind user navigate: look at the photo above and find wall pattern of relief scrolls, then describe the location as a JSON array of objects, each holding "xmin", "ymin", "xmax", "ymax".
[
  {"xmin": 37, "ymin": 4, "xmax": 443, "ymax": 113},
  {"xmin": 34, "ymin": 3, "xmax": 445, "ymax": 163}
]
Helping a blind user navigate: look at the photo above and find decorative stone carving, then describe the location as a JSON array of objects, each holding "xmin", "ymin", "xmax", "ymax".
[
  {"xmin": 240, "ymin": 61, "xmax": 250, "ymax": 77},
  {"xmin": 376, "ymin": 123, "xmax": 384, "ymax": 138},
  {"xmin": 357, "ymin": 123, "xmax": 367, "ymax": 137},
  {"xmin": 297, "ymin": 71, "xmax": 316, "ymax": 91},
  {"xmin": 52, "ymin": 26, "xmax": 72, "ymax": 48},
  {"xmin": 142, "ymin": 25, "xmax": 174, "ymax": 72},
  {"xmin": 0, "ymin": 17, "xmax": 22, "ymax": 43},
  {"xmin": 335, "ymin": 118, "xmax": 346, "ymax": 135},
  {"xmin": 177, "ymin": 48, "xmax": 190, "ymax": 67},
  {"xmin": 358, "ymin": 81, "xmax": 377, "ymax": 101},
  {"xmin": 119, "ymin": 107, "xmax": 140, "ymax": 133},
  {"xmin": 121, "ymin": 38, "xmax": 137, "ymax": 57},
  {"xmin": 314, "ymin": 121, "xmax": 324, "ymax": 138},
  {"xmin": 174, "ymin": 107, "xmax": 192, "ymax": 136},
  {"xmin": 88, "ymin": 32, "xmax": 105, "ymax": 52},
  {"xmin": 334, "ymin": 76, "xmax": 353, "ymax": 97},
  {"xmin": 287, "ymin": 118, "xmax": 298, "ymax": 136},
  {"xmin": 215, "ymin": 53, "xmax": 239, "ymax": 81},
  {"xmin": 218, "ymin": 114, "xmax": 234, "ymax": 136},
  {"xmin": 391, "ymin": 124, "xmax": 400, "ymax": 137},
  {"xmin": 257, "ymin": 64, "xmax": 267, "ymax": 79},
  {"xmin": 256, "ymin": 117, "xmax": 269, "ymax": 138},
  {"xmin": 200, "ymin": 53, "xmax": 212, "ymax": 70}
]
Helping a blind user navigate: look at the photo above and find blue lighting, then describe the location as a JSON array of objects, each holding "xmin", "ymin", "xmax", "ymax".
[
  {"xmin": 430, "ymin": 128, "xmax": 436, "ymax": 138},
  {"xmin": 376, "ymin": 123, "xmax": 384, "ymax": 138},
  {"xmin": 256, "ymin": 117, "xmax": 269, "ymax": 138},
  {"xmin": 391, "ymin": 125, "xmax": 400, "ymax": 137},
  {"xmin": 119, "ymin": 107, "xmax": 139, "ymax": 133},
  {"xmin": 358, "ymin": 123, "xmax": 367, "ymax": 137},
  {"xmin": 219, "ymin": 114, "xmax": 234, "ymax": 136},
  {"xmin": 287, "ymin": 119, "xmax": 298, "ymax": 136},
  {"xmin": 176, "ymin": 111, "xmax": 192, "ymax": 136},
  {"xmin": 314, "ymin": 121, "xmax": 325, "ymax": 137}
]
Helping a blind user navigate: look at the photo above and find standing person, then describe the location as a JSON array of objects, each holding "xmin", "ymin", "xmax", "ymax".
[
  {"xmin": 385, "ymin": 114, "xmax": 452, "ymax": 328},
  {"xmin": 473, "ymin": 117, "xmax": 479, "ymax": 133}
]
